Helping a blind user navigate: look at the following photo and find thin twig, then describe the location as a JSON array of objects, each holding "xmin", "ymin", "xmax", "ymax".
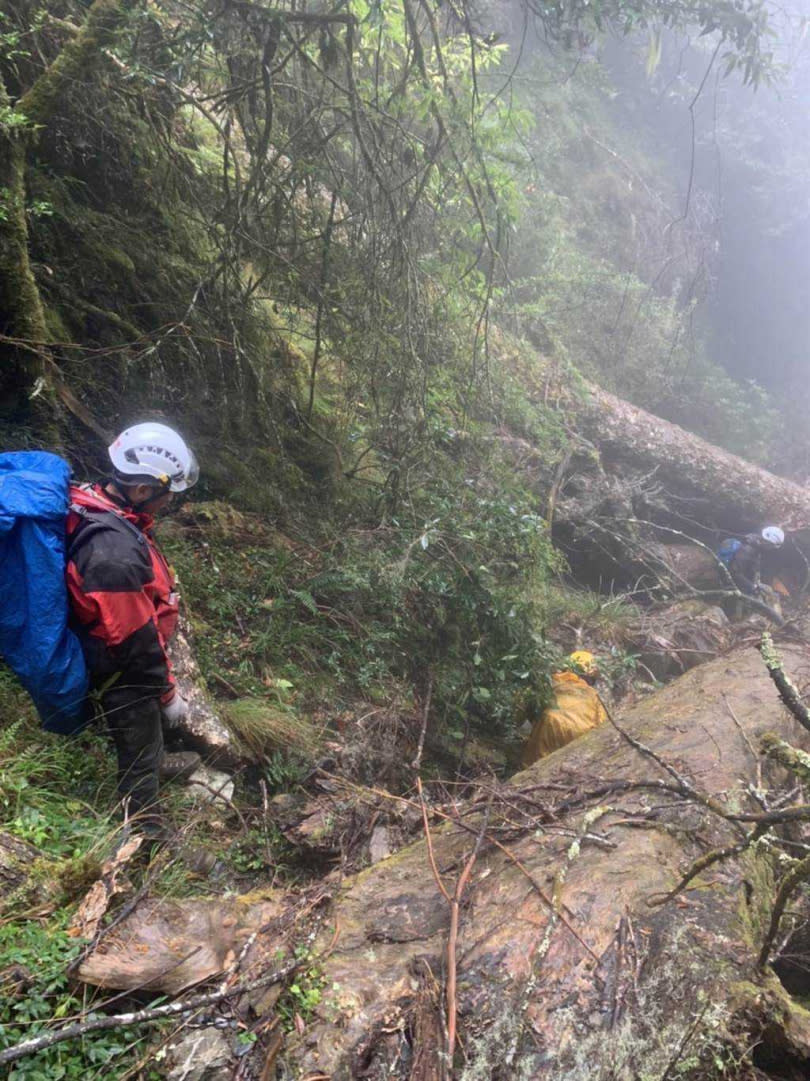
[
  {"xmin": 412, "ymin": 675, "xmax": 434, "ymax": 772},
  {"xmin": 603, "ymin": 703, "xmax": 736, "ymax": 827},
  {"xmin": 417, "ymin": 775, "xmax": 451, "ymax": 902},
  {"xmin": 447, "ymin": 798, "xmax": 491, "ymax": 1063},
  {"xmin": 761, "ymin": 632, "xmax": 810, "ymax": 734},
  {"xmin": 759, "ymin": 853, "xmax": 810, "ymax": 970},
  {"xmin": 647, "ymin": 821, "xmax": 771, "ymax": 907}
]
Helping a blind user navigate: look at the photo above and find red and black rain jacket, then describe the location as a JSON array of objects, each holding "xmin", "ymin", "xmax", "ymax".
[{"xmin": 66, "ymin": 484, "xmax": 178, "ymax": 702}]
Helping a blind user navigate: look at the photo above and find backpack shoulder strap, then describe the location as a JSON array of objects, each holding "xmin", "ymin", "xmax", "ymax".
[{"xmin": 69, "ymin": 503, "xmax": 148, "ymax": 549}]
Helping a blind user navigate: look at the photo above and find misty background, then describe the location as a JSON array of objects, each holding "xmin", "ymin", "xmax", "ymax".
[{"xmin": 494, "ymin": 1, "xmax": 810, "ymax": 477}]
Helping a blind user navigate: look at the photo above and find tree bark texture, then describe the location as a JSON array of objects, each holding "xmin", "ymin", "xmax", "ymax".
[
  {"xmin": 0, "ymin": 75, "xmax": 48, "ymax": 390},
  {"xmin": 570, "ymin": 384, "xmax": 810, "ymax": 538},
  {"xmin": 0, "ymin": 0, "xmax": 137, "ymax": 402},
  {"xmin": 0, "ymin": 831, "xmax": 43, "ymax": 904},
  {"xmin": 280, "ymin": 644, "xmax": 810, "ymax": 1079},
  {"xmin": 165, "ymin": 616, "xmax": 240, "ymax": 766}
]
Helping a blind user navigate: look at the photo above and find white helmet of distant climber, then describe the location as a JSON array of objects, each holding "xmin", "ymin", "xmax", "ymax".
[
  {"xmin": 761, "ymin": 525, "xmax": 785, "ymax": 547},
  {"xmin": 108, "ymin": 422, "xmax": 199, "ymax": 492}
]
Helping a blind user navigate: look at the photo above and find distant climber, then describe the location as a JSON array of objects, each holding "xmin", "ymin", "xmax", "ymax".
[
  {"xmin": 521, "ymin": 651, "xmax": 608, "ymax": 767},
  {"xmin": 718, "ymin": 525, "xmax": 784, "ymax": 598},
  {"xmin": 66, "ymin": 422, "xmax": 200, "ymax": 843}
]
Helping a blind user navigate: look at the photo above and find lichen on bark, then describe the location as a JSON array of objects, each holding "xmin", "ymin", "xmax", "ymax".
[{"xmin": 0, "ymin": 74, "xmax": 48, "ymax": 393}]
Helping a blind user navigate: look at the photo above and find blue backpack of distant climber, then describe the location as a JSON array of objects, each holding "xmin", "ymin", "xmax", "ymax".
[
  {"xmin": 0, "ymin": 452, "xmax": 89, "ymax": 733},
  {"xmin": 717, "ymin": 537, "xmax": 743, "ymax": 567}
]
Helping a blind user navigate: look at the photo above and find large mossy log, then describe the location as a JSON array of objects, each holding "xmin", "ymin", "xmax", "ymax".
[
  {"xmin": 571, "ymin": 385, "xmax": 810, "ymax": 537},
  {"xmin": 283, "ymin": 645, "xmax": 810, "ymax": 1079}
]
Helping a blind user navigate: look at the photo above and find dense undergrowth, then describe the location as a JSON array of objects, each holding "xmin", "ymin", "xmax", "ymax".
[
  {"xmin": 0, "ymin": 675, "xmax": 153, "ymax": 1080},
  {"xmin": 0, "ymin": 665, "xmax": 314, "ymax": 1078}
]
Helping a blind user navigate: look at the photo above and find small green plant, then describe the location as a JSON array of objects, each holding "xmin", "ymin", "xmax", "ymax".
[
  {"xmin": 263, "ymin": 749, "xmax": 308, "ymax": 794},
  {"xmin": 0, "ymin": 918, "xmax": 162, "ymax": 1079},
  {"xmin": 27, "ymin": 199, "xmax": 54, "ymax": 218},
  {"xmin": 277, "ymin": 945, "xmax": 327, "ymax": 1029},
  {"xmin": 0, "ymin": 12, "xmax": 30, "ymax": 63},
  {"xmin": 0, "ymin": 104, "xmax": 32, "ymax": 130},
  {"xmin": 226, "ymin": 825, "xmax": 274, "ymax": 874}
]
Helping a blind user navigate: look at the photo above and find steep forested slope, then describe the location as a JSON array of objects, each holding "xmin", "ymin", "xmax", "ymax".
[{"xmin": 2, "ymin": 1, "xmax": 810, "ymax": 1078}]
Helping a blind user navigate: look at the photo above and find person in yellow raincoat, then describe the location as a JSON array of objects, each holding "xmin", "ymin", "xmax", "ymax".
[{"xmin": 522, "ymin": 651, "xmax": 607, "ymax": 767}]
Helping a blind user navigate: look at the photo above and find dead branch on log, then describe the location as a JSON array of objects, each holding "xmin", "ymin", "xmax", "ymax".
[
  {"xmin": 603, "ymin": 704, "xmax": 739, "ymax": 827},
  {"xmin": 617, "ymin": 518, "xmax": 737, "ymax": 592},
  {"xmin": 484, "ymin": 831, "xmax": 602, "ymax": 962},
  {"xmin": 599, "ymin": 720, "xmax": 810, "ymax": 831},
  {"xmin": 648, "ymin": 821, "xmax": 772, "ymax": 907},
  {"xmin": 417, "ymin": 776, "xmax": 452, "ymax": 904},
  {"xmin": 602, "ymin": 518, "xmax": 786, "ymax": 625},
  {"xmin": 336, "ymin": 771, "xmax": 603, "ymax": 962},
  {"xmin": 447, "ymin": 799, "xmax": 491, "ymax": 1065},
  {"xmin": 758, "ymin": 854, "xmax": 810, "ymax": 970},
  {"xmin": 416, "ymin": 772, "xmax": 492, "ymax": 1071},
  {"xmin": 761, "ymin": 733, "xmax": 810, "ymax": 784},
  {"xmin": 0, "ymin": 960, "xmax": 299, "ymax": 1067},
  {"xmin": 761, "ymin": 632, "xmax": 810, "ymax": 734},
  {"xmin": 659, "ymin": 1000, "xmax": 713, "ymax": 1081}
]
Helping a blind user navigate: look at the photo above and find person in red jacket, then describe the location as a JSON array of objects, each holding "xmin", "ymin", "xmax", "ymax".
[{"xmin": 66, "ymin": 422, "xmax": 199, "ymax": 839}]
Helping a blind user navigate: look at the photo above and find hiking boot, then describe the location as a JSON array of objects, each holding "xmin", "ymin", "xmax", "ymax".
[{"xmin": 159, "ymin": 750, "xmax": 202, "ymax": 782}]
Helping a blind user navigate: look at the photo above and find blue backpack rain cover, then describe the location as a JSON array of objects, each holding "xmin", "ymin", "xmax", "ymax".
[
  {"xmin": 717, "ymin": 537, "xmax": 743, "ymax": 567},
  {"xmin": 0, "ymin": 452, "xmax": 89, "ymax": 733}
]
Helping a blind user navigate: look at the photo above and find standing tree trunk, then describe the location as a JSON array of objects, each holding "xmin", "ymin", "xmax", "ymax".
[
  {"xmin": 0, "ymin": 75, "xmax": 48, "ymax": 400},
  {"xmin": 0, "ymin": 0, "xmax": 138, "ymax": 413}
]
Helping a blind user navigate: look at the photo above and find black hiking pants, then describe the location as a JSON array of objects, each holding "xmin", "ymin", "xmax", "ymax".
[{"xmin": 100, "ymin": 684, "xmax": 164, "ymax": 824}]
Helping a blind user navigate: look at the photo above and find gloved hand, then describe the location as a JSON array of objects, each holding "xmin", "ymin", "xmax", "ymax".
[{"xmin": 161, "ymin": 691, "xmax": 189, "ymax": 727}]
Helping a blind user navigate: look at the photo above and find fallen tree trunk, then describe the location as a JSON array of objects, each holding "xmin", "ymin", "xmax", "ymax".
[
  {"xmin": 498, "ymin": 381, "xmax": 810, "ymax": 597},
  {"xmin": 572, "ymin": 385, "xmax": 810, "ymax": 537},
  {"xmin": 281, "ymin": 644, "xmax": 810, "ymax": 1079},
  {"xmin": 507, "ymin": 380, "xmax": 810, "ymax": 598}
]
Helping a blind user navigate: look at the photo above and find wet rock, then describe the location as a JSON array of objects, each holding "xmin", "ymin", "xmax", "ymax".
[
  {"xmin": 183, "ymin": 764, "xmax": 235, "ymax": 807},
  {"xmin": 0, "ymin": 832, "xmax": 41, "ymax": 897},
  {"xmin": 164, "ymin": 1027, "xmax": 232, "ymax": 1081},
  {"xmin": 369, "ymin": 824, "xmax": 392, "ymax": 864},
  {"xmin": 271, "ymin": 792, "xmax": 338, "ymax": 855},
  {"xmin": 78, "ymin": 894, "xmax": 282, "ymax": 993},
  {"xmin": 646, "ymin": 542, "xmax": 724, "ymax": 592},
  {"xmin": 634, "ymin": 598, "xmax": 731, "ymax": 680}
]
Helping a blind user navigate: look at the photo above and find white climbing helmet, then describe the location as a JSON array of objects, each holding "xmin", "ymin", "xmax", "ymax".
[
  {"xmin": 761, "ymin": 525, "xmax": 785, "ymax": 547},
  {"xmin": 108, "ymin": 422, "xmax": 199, "ymax": 493}
]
